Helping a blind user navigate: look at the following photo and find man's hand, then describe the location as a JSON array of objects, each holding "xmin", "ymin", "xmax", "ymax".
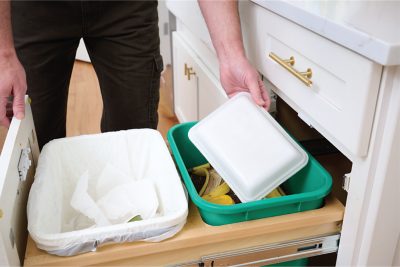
[
  {"xmin": 0, "ymin": 1, "xmax": 26, "ymax": 127},
  {"xmin": 0, "ymin": 51, "xmax": 26, "ymax": 127},
  {"xmin": 220, "ymin": 57, "xmax": 270, "ymax": 109},
  {"xmin": 198, "ymin": 0, "xmax": 270, "ymax": 110}
]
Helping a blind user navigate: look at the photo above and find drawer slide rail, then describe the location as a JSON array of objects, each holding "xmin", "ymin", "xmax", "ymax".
[{"xmin": 176, "ymin": 234, "xmax": 340, "ymax": 267}]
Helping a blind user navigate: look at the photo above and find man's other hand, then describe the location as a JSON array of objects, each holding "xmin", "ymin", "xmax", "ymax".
[{"xmin": 0, "ymin": 50, "xmax": 27, "ymax": 127}]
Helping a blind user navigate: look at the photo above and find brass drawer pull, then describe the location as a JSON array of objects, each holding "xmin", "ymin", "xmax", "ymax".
[
  {"xmin": 184, "ymin": 63, "xmax": 196, "ymax": 81},
  {"xmin": 269, "ymin": 52, "xmax": 313, "ymax": 87}
]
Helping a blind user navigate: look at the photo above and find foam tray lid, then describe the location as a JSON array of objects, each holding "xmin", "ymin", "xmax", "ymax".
[{"xmin": 188, "ymin": 93, "xmax": 308, "ymax": 203}]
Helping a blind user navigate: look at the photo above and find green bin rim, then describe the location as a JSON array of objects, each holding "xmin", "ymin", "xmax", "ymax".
[{"xmin": 167, "ymin": 122, "xmax": 332, "ymax": 214}]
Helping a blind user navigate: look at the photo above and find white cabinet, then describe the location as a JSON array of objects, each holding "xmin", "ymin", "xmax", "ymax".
[
  {"xmin": 168, "ymin": 1, "xmax": 400, "ymax": 266},
  {"xmin": 76, "ymin": 39, "xmax": 91, "ymax": 62},
  {"xmin": 240, "ymin": 3, "xmax": 382, "ymax": 159},
  {"xmin": 197, "ymin": 60, "xmax": 228, "ymax": 120},
  {"xmin": 172, "ymin": 32, "xmax": 228, "ymax": 122},
  {"xmin": 172, "ymin": 32, "xmax": 198, "ymax": 122},
  {"xmin": 158, "ymin": 0, "xmax": 172, "ymax": 65},
  {"xmin": 239, "ymin": 3, "xmax": 400, "ymax": 265}
]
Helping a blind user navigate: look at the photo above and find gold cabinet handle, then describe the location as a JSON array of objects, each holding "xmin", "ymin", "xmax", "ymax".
[
  {"xmin": 269, "ymin": 52, "xmax": 313, "ymax": 87},
  {"xmin": 184, "ymin": 63, "xmax": 196, "ymax": 81}
]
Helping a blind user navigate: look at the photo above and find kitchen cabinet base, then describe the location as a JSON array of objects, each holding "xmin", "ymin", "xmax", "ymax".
[{"xmin": 24, "ymin": 197, "xmax": 343, "ymax": 266}]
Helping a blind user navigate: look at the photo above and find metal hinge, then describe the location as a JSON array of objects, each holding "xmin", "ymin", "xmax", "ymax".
[
  {"xmin": 342, "ymin": 173, "xmax": 351, "ymax": 192},
  {"xmin": 18, "ymin": 147, "xmax": 32, "ymax": 182}
]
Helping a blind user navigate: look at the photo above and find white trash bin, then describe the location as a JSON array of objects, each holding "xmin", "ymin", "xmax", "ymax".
[{"xmin": 27, "ymin": 129, "xmax": 188, "ymax": 256}]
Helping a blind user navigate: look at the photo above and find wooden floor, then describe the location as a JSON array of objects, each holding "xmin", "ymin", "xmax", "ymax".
[
  {"xmin": 0, "ymin": 127, "xmax": 6, "ymax": 153},
  {"xmin": 67, "ymin": 60, "xmax": 177, "ymax": 138},
  {"xmin": 0, "ymin": 61, "xmax": 177, "ymax": 154}
]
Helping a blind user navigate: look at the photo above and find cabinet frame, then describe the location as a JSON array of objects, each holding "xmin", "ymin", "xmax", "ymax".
[{"xmin": 166, "ymin": 1, "xmax": 400, "ymax": 264}]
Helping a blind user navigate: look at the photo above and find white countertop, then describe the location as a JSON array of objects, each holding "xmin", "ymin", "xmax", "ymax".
[{"xmin": 252, "ymin": 0, "xmax": 400, "ymax": 66}]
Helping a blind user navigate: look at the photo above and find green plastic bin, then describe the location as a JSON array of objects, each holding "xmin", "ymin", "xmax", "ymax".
[{"xmin": 167, "ymin": 122, "xmax": 332, "ymax": 226}]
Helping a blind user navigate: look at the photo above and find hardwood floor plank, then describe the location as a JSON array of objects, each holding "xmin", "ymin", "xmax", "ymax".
[
  {"xmin": 67, "ymin": 61, "xmax": 177, "ymax": 139},
  {"xmin": 0, "ymin": 126, "xmax": 7, "ymax": 154},
  {"xmin": 66, "ymin": 61, "xmax": 103, "ymax": 137}
]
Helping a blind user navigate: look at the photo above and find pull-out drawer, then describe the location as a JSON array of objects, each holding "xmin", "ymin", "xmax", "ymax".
[
  {"xmin": 0, "ymin": 103, "xmax": 344, "ymax": 266},
  {"xmin": 241, "ymin": 2, "xmax": 382, "ymax": 158},
  {"xmin": 24, "ymin": 199, "xmax": 343, "ymax": 266}
]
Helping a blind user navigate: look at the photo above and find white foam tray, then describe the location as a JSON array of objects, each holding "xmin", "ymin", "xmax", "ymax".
[{"xmin": 188, "ymin": 93, "xmax": 308, "ymax": 203}]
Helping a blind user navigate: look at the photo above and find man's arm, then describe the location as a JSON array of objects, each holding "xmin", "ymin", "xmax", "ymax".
[
  {"xmin": 0, "ymin": 1, "xmax": 26, "ymax": 127},
  {"xmin": 198, "ymin": 0, "xmax": 270, "ymax": 109}
]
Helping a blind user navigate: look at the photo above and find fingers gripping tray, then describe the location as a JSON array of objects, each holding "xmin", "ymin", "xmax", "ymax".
[{"xmin": 27, "ymin": 129, "xmax": 188, "ymax": 256}]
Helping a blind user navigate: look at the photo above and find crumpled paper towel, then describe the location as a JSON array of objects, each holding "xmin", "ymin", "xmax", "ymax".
[{"xmin": 70, "ymin": 163, "xmax": 159, "ymax": 230}]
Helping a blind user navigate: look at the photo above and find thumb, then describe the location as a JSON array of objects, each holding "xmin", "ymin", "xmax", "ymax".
[
  {"xmin": 247, "ymin": 75, "xmax": 265, "ymax": 106},
  {"xmin": 12, "ymin": 91, "xmax": 25, "ymax": 120}
]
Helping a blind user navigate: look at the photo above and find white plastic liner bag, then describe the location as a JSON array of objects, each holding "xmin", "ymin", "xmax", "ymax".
[{"xmin": 27, "ymin": 129, "xmax": 188, "ymax": 256}]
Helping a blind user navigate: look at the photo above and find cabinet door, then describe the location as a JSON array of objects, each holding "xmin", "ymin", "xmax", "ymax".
[
  {"xmin": 0, "ymin": 98, "xmax": 39, "ymax": 266},
  {"xmin": 172, "ymin": 32, "xmax": 198, "ymax": 122},
  {"xmin": 197, "ymin": 60, "xmax": 228, "ymax": 119}
]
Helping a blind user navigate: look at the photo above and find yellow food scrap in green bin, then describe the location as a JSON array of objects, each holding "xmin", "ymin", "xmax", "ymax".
[
  {"xmin": 202, "ymin": 194, "xmax": 235, "ymax": 205},
  {"xmin": 189, "ymin": 163, "xmax": 286, "ymax": 205},
  {"xmin": 202, "ymin": 182, "xmax": 234, "ymax": 205},
  {"xmin": 265, "ymin": 187, "xmax": 286, "ymax": 198}
]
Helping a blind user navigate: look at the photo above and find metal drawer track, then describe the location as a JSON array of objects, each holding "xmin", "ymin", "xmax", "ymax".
[{"xmin": 175, "ymin": 234, "xmax": 340, "ymax": 267}]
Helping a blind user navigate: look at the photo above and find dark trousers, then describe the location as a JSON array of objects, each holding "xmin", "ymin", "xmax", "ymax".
[{"xmin": 11, "ymin": 1, "xmax": 163, "ymax": 149}]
